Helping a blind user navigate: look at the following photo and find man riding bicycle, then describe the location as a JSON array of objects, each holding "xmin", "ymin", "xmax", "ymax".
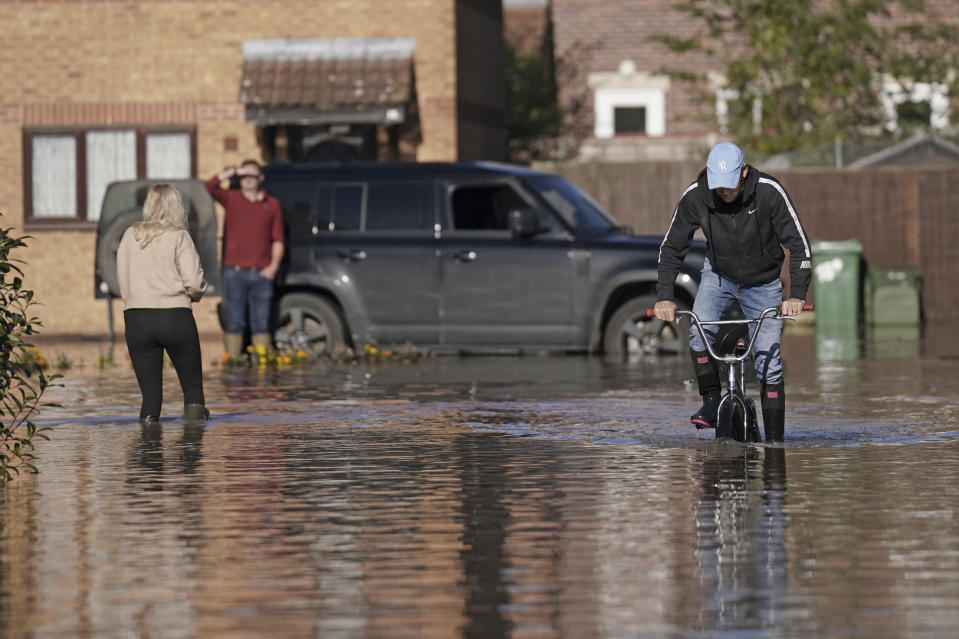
[{"xmin": 653, "ymin": 142, "xmax": 812, "ymax": 442}]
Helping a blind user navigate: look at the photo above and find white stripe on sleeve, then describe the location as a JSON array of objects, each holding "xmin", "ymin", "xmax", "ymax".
[
  {"xmin": 658, "ymin": 182, "xmax": 699, "ymax": 265},
  {"xmin": 759, "ymin": 177, "xmax": 810, "ymax": 258}
]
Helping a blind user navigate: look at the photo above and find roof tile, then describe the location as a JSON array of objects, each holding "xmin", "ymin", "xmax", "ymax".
[{"xmin": 240, "ymin": 38, "xmax": 413, "ymax": 111}]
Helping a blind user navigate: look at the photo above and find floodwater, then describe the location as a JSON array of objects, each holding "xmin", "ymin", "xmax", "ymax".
[{"xmin": 3, "ymin": 325, "xmax": 959, "ymax": 638}]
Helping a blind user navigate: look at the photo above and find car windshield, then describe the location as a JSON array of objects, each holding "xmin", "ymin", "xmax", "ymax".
[{"xmin": 524, "ymin": 175, "xmax": 618, "ymax": 232}]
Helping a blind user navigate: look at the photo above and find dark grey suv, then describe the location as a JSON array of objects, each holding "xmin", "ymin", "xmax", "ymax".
[
  {"xmin": 265, "ymin": 162, "xmax": 707, "ymax": 358},
  {"xmin": 93, "ymin": 163, "xmax": 708, "ymax": 358}
]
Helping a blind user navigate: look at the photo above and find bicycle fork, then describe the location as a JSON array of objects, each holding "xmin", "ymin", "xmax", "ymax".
[{"xmin": 715, "ymin": 345, "xmax": 750, "ymax": 440}]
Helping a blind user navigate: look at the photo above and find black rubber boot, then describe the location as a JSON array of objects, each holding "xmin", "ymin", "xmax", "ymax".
[
  {"xmin": 690, "ymin": 350, "xmax": 721, "ymax": 429},
  {"xmin": 691, "ymin": 391, "xmax": 721, "ymax": 429},
  {"xmin": 761, "ymin": 381, "xmax": 786, "ymax": 443}
]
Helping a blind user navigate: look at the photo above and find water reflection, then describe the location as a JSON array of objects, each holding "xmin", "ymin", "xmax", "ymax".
[
  {"xmin": 458, "ymin": 433, "xmax": 511, "ymax": 638},
  {"xmin": 128, "ymin": 422, "xmax": 205, "ymax": 488},
  {"xmin": 694, "ymin": 445, "xmax": 787, "ymax": 632},
  {"xmin": 815, "ymin": 324, "xmax": 861, "ymax": 362},
  {"xmin": 5, "ymin": 339, "xmax": 959, "ymax": 636},
  {"xmin": 865, "ymin": 324, "xmax": 922, "ymax": 359}
]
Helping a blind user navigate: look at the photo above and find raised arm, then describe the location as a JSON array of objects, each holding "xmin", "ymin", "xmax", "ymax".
[{"xmin": 205, "ymin": 166, "xmax": 237, "ymax": 207}]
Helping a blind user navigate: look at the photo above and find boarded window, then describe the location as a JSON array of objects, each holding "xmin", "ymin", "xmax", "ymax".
[{"xmin": 614, "ymin": 106, "xmax": 646, "ymax": 134}]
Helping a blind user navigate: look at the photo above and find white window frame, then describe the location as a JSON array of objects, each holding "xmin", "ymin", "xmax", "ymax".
[
  {"xmin": 715, "ymin": 88, "xmax": 762, "ymax": 135},
  {"xmin": 594, "ymin": 87, "xmax": 666, "ymax": 138},
  {"xmin": 881, "ymin": 80, "xmax": 949, "ymax": 132},
  {"xmin": 589, "ymin": 67, "xmax": 669, "ymax": 139}
]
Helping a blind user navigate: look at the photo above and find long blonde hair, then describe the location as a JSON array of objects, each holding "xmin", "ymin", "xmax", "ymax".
[{"xmin": 133, "ymin": 184, "xmax": 187, "ymax": 248}]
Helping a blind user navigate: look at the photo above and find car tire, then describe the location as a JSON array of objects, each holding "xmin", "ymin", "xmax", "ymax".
[
  {"xmin": 603, "ymin": 294, "xmax": 691, "ymax": 361},
  {"xmin": 96, "ymin": 209, "xmax": 141, "ymax": 297},
  {"xmin": 273, "ymin": 293, "xmax": 346, "ymax": 356}
]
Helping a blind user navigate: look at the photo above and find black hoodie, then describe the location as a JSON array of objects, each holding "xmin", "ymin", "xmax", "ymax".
[{"xmin": 656, "ymin": 165, "xmax": 812, "ymax": 302}]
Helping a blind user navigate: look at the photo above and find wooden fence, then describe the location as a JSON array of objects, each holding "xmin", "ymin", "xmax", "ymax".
[{"xmin": 541, "ymin": 161, "xmax": 959, "ymax": 323}]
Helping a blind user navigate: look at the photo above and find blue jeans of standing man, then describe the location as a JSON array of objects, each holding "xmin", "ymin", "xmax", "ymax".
[
  {"xmin": 689, "ymin": 259, "xmax": 784, "ymax": 384},
  {"xmin": 223, "ymin": 265, "xmax": 273, "ymax": 334}
]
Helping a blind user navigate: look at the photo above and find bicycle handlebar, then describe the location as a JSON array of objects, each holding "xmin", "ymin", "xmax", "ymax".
[
  {"xmin": 644, "ymin": 304, "xmax": 814, "ymax": 364},
  {"xmin": 644, "ymin": 303, "xmax": 813, "ymax": 319}
]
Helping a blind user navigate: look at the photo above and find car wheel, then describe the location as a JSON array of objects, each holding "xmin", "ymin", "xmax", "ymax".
[
  {"xmin": 273, "ymin": 293, "xmax": 346, "ymax": 356},
  {"xmin": 96, "ymin": 209, "xmax": 141, "ymax": 297},
  {"xmin": 603, "ymin": 295, "xmax": 691, "ymax": 361}
]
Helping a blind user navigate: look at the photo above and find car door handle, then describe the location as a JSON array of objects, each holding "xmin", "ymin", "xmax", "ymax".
[
  {"xmin": 337, "ymin": 249, "xmax": 367, "ymax": 262},
  {"xmin": 449, "ymin": 250, "xmax": 477, "ymax": 263}
]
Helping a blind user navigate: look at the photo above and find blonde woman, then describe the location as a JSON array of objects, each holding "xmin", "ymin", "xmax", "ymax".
[{"xmin": 117, "ymin": 184, "xmax": 209, "ymax": 424}]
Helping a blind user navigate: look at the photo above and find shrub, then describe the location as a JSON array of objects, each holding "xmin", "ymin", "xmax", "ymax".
[{"xmin": 1, "ymin": 223, "xmax": 58, "ymax": 482}]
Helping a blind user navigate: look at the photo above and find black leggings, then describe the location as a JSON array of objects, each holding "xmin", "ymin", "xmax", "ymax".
[{"xmin": 124, "ymin": 308, "xmax": 205, "ymax": 419}]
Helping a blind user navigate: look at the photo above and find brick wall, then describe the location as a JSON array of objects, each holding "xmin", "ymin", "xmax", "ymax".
[
  {"xmin": 0, "ymin": 0, "xmax": 473, "ymax": 336},
  {"xmin": 504, "ymin": 5, "xmax": 548, "ymax": 55}
]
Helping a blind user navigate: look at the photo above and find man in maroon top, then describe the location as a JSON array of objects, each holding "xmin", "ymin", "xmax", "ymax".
[{"xmin": 206, "ymin": 159, "xmax": 284, "ymax": 359}]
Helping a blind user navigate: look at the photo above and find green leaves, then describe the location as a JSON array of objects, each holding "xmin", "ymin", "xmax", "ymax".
[
  {"xmin": 0, "ymin": 219, "xmax": 56, "ymax": 482},
  {"xmin": 505, "ymin": 41, "xmax": 562, "ymax": 162}
]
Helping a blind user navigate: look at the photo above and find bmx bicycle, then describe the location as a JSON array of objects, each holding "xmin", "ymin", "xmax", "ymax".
[{"xmin": 648, "ymin": 304, "xmax": 812, "ymax": 443}]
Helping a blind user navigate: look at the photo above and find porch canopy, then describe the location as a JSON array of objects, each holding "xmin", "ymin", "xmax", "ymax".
[{"xmin": 240, "ymin": 38, "xmax": 415, "ymax": 126}]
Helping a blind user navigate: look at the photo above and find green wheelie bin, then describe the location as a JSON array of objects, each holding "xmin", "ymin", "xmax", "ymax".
[
  {"xmin": 864, "ymin": 267, "xmax": 921, "ymax": 326},
  {"xmin": 811, "ymin": 239, "xmax": 863, "ymax": 327}
]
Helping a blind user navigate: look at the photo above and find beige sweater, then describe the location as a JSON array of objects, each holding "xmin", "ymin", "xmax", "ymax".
[{"xmin": 117, "ymin": 227, "xmax": 208, "ymax": 309}]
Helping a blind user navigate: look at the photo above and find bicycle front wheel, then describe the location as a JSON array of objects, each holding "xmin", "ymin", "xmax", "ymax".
[
  {"xmin": 716, "ymin": 398, "xmax": 748, "ymax": 442},
  {"xmin": 745, "ymin": 397, "xmax": 762, "ymax": 443}
]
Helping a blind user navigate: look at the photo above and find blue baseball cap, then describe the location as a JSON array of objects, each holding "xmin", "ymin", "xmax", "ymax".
[{"xmin": 706, "ymin": 142, "xmax": 744, "ymax": 190}]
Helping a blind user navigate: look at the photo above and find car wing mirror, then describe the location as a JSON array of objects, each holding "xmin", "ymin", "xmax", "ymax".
[{"xmin": 508, "ymin": 207, "xmax": 546, "ymax": 237}]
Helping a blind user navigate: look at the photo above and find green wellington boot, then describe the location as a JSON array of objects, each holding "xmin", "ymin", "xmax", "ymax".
[{"xmin": 184, "ymin": 403, "xmax": 210, "ymax": 423}]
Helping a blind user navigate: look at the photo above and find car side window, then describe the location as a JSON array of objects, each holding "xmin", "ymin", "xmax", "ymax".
[
  {"xmin": 449, "ymin": 184, "xmax": 527, "ymax": 231},
  {"xmin": 332, "ymin": 185, "xmax": 363, "ymax": 231},
  {"xmin": 365, "ymin": 182, "xmax": 434, "ymax": 231}
]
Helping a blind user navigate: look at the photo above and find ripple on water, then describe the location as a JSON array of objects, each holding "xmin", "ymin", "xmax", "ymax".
[{"xmin": 6, "ymin": 350, "xmax": 959, "ymax": 637}]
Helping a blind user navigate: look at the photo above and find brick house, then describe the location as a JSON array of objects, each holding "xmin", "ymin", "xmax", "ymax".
[
  {"xmin": 1, "ymin": 0, "xmax": 505, "ymax": 336},
  {"xmin": 544, "ymin": 0, "xmax": 723, "ymax": 162},
  {"xmin": 540, "ymin": 0, "xmax": 959, "ymax": 163},
  {"xmin": 502, "ymin": 0, "xmax": 756, "ymax": 161}
]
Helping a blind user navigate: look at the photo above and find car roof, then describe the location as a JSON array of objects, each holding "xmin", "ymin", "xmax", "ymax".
[{"xmin": 263, "ymin": 161, "xmax": 557, "ymax": 181}]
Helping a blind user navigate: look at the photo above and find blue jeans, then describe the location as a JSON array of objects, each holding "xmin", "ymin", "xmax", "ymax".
[
  {"xmin": 689, "ymin": 260, "xmax": 784, "ymax": 384},
  {"xmin": 223, "ymin": 266, "xmax": 274, "ymax": 334}
]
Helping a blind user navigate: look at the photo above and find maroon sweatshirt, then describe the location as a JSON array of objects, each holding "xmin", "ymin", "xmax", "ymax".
[{"xmin": 205, "ymin": 176, "xmax": 284, "ymax": 270}]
